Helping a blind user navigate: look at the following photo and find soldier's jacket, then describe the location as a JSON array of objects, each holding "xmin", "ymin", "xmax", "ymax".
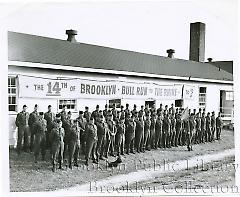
[
  {"xmin": 62, "ymin": 117, "xmax": 72, "ymax": 142},
  {"xmin": 189, "ymin": 117, "xmax": 196, "ymax": 134},
  {"xmin": 176, "ymin": 117, "xmax": 182, "ymax": 131},
  {"xmin": 83, "ymin": 111, "xmax": 91, "ymax": 121},
  {"xmin": 138, "ymin": 110, "xmax": 145, "ymax": 118},
  {"xmin": 96, "ymin": 121, "xmax": 106, "ymax": 136},
  {"xmin": 131, "ymin": 109, "xmax": 138, "ymax": 117},
  {"xmin": 44, "ymin": 111, "xmax": 55, "ymax": 130},
  {"xmin": 119, "ymin": 110, "xmax": 125, "ymax": 120},
  {"xmin": 85, "ymin": 123, "xmax": 97, "ymax": 140},
  {"xmin": 206, "ymin": 116, "xmax": 211, "ymax": 129},
  {"xmin": 150, "ymin": 117, "xmax": 156, "ymax": 131},
  {"xmin": 144, "ymin": 108, "xmax": 150, "ymax": 117},
  {"xmin": 135, "ymin": 118, "xmax": 144, "ymax": 132},
  {"xmin": 111, "ymin": 109, "xmax": 118, "ymax": 120},
  {"xmin": 76, "ymin": 117, "xmax": 86, "ymax": 132},
  {"xmin": 51, "ymin": 127, "xmax": 65, "ymax": 143},
  {"xmin": 107, "ymin": 120, "xmax": 116, "ymax": 135},
  {"xmin": 162, "ymin": 117, "xmax": 170, "ymax": 133},
  {"xmin": 126, "ymin": 119, "xmax": 136, "ymax": 134},
  {"xmin": 150, "ymin": 108, "xmax": 157, "ymax": 117},
  {"xmin": 124, "ymin": 108, "xmax": 131, "ymax": 118},
  {"xmin": 60, "ymin": 111, "xmax": 67, "ymax": 122},
  {"xmin": 29, "ymin": 111, "xmax": 39, "ymax": 128},
  {"xmin": 144, "ymin": 119, "xmax": 151, "ymax": 133},
  {"xmin": 34, "ymin": 118, "xmax": 47, "ymax": 135},
  {"xmin": 195, "ymin": 117, "xmax": 201, "ymax": 131},
  {"xmin": 216, "ymin": 116, "xmax": 223, "ymax": 128},
  {"xmin": 155, "ymin": 116, "xmax": 163, "ymax": 131},
  {"xmin": 15, "ymin": 111, "xmax": 29, "ymax": 127},
  {"xmin": 170, "ymin": 116, "xmax": 176, "ymax": 132},
  {"xmin": 157, "ymin": 107, "xmax": 163, "ymax": 116},
  {"xmin": 201, "ymin": 116, "xmax": 206, "ymax": 130},
  {"xmin": 69, "ymin": 124, "xmax": 80, "ymax": 144},
  {"xmin": 91, "ymin": 110, "xmax": 101, "ymax": 122},
  {"xmin": 103, "ymin": 109, "xmax": 108, "ymax": 118},
  {"xmin": 183, "ymin": 119, "xmax": 190, "ymax": 133},
  {"xmin": 116, "ymin": 122, "xmax": 125, "ymax": 135},
  {"xmin": 211, "ymin": 115, "xmax": 216, "ymax": 127}
]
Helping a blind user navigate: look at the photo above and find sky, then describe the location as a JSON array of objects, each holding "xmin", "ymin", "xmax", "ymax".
[{"xmin": 0, "ymin": 0, "xmax": 238, "ymax": 61}]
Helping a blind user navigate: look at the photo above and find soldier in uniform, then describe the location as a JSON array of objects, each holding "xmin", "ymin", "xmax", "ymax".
[
  {"xmin": 44, "ymin": 105, "xmax": 55, "ymax": 150},
  {"xmin": 111, "ymin": 104, "xmax": 118, "ymax": 121},
  {"xmin": 85, "ymin": 117, "xmax": 98, "ymax": 165},
  {"xmin": 144, "ymin": 104, "xmax": 151, "ymax": 117},
  {"xmin": 206, "ymin": 112, "xmax": 212, "ymax": 142},
  {"xmin": 29, "ymin": 104, "xmax": 39, "ymax": 152},
  {"xmin": 175, "ymin": 113, "xmax": 182, "ymax": 146},
  {"xmin": 105, "ymin": 114, "xmax": 116, "ymax": 157},
  {"xmin": 201, "ymin": 112, "xmax": 206, "ymax": 143},
  {"xmin": 162, "ymin": 113, "xmax": 170, "ymax": 148},
  {"xmin": 170, "ymin": 111, "xmax": 176, "ymax": 147},
  {"xmin": 95, "ymin": 115, "xmax": 107, "ymax": 161},
  {"xmin": 170, "ymin": 103, "xmax": 175, "ymax": 114},
  {"xmin": 91, "ymin": 105, "xmax": 101, "ymax": 123},
  {"xmin": 143, "ymin": 114, "xmax": 151, "ymax": 151},
  {"xmin": 195, "ymin": 113, "xmax": 201, "ymax": 144},
  {"xmin": 124, "ymin": 103, "xmax": 131, "ymax": 119},
  {"xmin": 210, "ymin": 111, "xmax": 216, "ymax": 142},
  {"xmin": 68, "ymin": 119, "xmax": 80, "ymax": 169},
  {"xmin": 60, "ymin": 105, "xmax": 67, "ymax": 122},
  {"xmin": 76, "ymin": 111, "xmax": 86, "ymax": 155},
  {"xmin": 115, "ymin": 118, "xmax": 125, "ymax": 156},
  {"xmin": 149, "ymin": 114, "xmax": 156, "ymax": 149},
  {"xmin": 84, "ymin": 106, "xmax": 91, "ymax": 122},
  {"xmin": 216, "ymin": 112, "xmax": 223, "ymax": 140},
  {"xmin": 157, "ymin": 103, "xmax": 163, "ymax": 116},
  {"xmin": 185, "ymin": 114, "xmax": 194, "ymax": 151},
  {"xmin": 15, "ymin": 105, "xmax": 30, "ymax": 154},
  {"xmin": 119, "ymin": 105, "xmax": 125, "ymax": 120},
  {"xmin": 164, "ymin": 105, "xmax": 169, "ymax": 114},
  {"xmin": 138, "ymin": 105, "xmax": 145, "ymax": 119},
  {"xmin": 125, "ymin": 115, "xmax": 136, "ymax": 154},
  {"xmin": 103, "ymin": 104, "xmax": 108, "ymax": 119},
  {"xmin": 150, "ymin": 104, "xmax": 157, "ymax": 118},
  {"xmin": 62, "ymin": 111, "xmax": 73, "ymax": 160},
  {"xmin": 51, "ymin": 119, "xmax": 65, "ymax": 172},
  {"xmin": 155, "ymin": 113, "xmax": 163, "ymax": 149},
  {"xmin": 33, "ymin": 112, "xmax": 47, "ymax": 163},
  {"xmin": 131, "ymin": 104, "xmax": 138, "ymax": 119},
  {"xmin": 135, "ymin": 114, "xmax": 144, "ymax": 153}
]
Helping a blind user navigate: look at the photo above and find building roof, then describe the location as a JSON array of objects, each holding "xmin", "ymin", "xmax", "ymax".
[
  {"xmin": 8, "ymin": 31, "xmax": 233, "ymax": 82},
  {"xmin": 208, "ymin": 61, "xmax": 233, "ymax": 74}
]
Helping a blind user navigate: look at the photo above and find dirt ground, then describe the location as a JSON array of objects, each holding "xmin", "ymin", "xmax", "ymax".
[{"xmin": 9, "ymin": 129, "xmax": 234, "ymax": 192}]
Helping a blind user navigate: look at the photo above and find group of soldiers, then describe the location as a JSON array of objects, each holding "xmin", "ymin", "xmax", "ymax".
[{"xmin": 15, "ymin": 103, "xmax": 223, "ymax": 172}]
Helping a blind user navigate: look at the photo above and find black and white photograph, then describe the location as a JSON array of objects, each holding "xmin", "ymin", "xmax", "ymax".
[{"xmin": 0, "ymin": 0, "xmax": 239, "ymax": 196}]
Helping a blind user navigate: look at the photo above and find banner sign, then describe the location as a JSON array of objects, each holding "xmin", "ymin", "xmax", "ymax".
[
  {"xmin": 183, "ymin": 85, "xmax": 198, "ymax": 100},
  {"xmin": 18, "ymin": 75, "xmax": 184, "ymax": 100}
]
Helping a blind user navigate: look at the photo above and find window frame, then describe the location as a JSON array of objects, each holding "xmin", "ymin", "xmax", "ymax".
[
  {"xmin": 8, "ymin": 75, "xmax": 18, "ymax": 113},
  {"xmin": 58, "ymin": 99, "xmax": 77, "ymax": 111},
  {"xmin": 199, "ymin": 87, "xmax": 206, "ymax": 109}
]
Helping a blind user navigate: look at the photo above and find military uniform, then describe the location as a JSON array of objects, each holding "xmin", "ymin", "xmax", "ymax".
[
  {"xmin": 105, "ymin": 119, "xmax": 116, "ymax": 157},
  {"xmin": 115, "ymin": 120, "xmax": 125, "ymax": 156},
  {"xmin": 201, "ymin": 114, "xmax": 206, "ymax": 143},
  {"xmin": 85, "ymin": 122, "xmax": 98, "ymax": 165},
  {"xmin": 76, "ymin": 116, "xmax": 86, "ymax": 154},
  {"xmin": 210, "ymin": 114, "xmax": 216, "ymax": 141},
  {"xmin": 125, "ymin": 118, "xmax": 136, "ymax": 154},
  {"xmin": 15, "ymin": 111, "xmax": 30, "ymax": 153},
  {"xmin": 62, "ymin": 115, "xmax": 72, "ymax": 159},
  {"xmin": 206, "ymin": 115, "xmax": 211, "ymax": 142},
  {"xmin": 44, "ymin": 111, "xmax": 55, "ymax": 149},
  {"xmin": 29, "ymin": 111, "xmax": 39, "ymax": 152},
  {"xmin": 162, "ymin": 115, "xmax": 170, "ymax": 148},
  {"xmin": 33, "ymin": 117, "xmax": 47, "ymax": 162},
  {"xmin": 149, "ymin": 116, "xmax": 156, "ymax": 149},
  {"xmin": 91, "ymin": 110, "xmax": 101, "ymax": 123},
  {"xmin": 175, "ymin": 114, "xmax": 182, "ymax": 146},
  {"xmin": 216, "ymin": 115, "xmax": 223, "ymax": 140},
  {"xmin": 95, "ymin": 120, "xmax": 107, "ymax": 160},
  {"xmin": 51, "ymin": 124, "xmax": 65, "ymax": 172},
  {"xmin": 195, "ymin": 115, "xmax": 201, "ymax": 144},
  {"xmin": 83, "ymin": 110, "xmax": 91, "ymax": 122},
  {"xmin": 183, "ymin": 118, "xmax": 191, "ymax": 151},
  {"xmin": 187, "ymin": 116, "xmax": 196, "ymax": 151},
  {"xmin": 155, "ymin": 115, "xmax": 163, "ymax": 148},
  {"xmin": 170, "ymin": 114, "xmax": 176, "ymax": 147},
  {"xmin": 135, "ymin": 117, "xmax": 144, "ymax": 152},
  {"xmin": 143, "ymin": 117, "xmax": 151, "ymax": 151},
  {"xmin": 68, "ymin": 123, "xmax": 80, "ymax": 168}
]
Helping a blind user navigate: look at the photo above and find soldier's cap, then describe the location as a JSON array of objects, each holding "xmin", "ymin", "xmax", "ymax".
[
  {"xmin": 134, "ymin": 104, "xmax": 137, "ymax": 107},
  {"xmin": 48, "ymin": 105, "xmax": 52, "ymax": 108},
  {"xmin": 85, "ymin": 106, "xmax": 89, "ymax": 109},
  {"xmin": 23, "ymin": 104, "xmax": 27, "ymax": 108},
  {"xmin": 107, "ymin": 110, "xmax": 112, "ymax": 113},
  {"xmin": 96, "ymin": 105, "xmax": 99, "ymax": 108},
  {"xmin": 212, "ymin": 111, "xmax": 215, "ymax": 114},
  {"xmin": 126, "ymin": 103, "xmax": 129, "ymax": 106},
  {"xmin": 207, "ymin": 112, "xmax": 210, "ymax": 115},
  {"xmin": 39, "ymin": 112, "xmax": 44, "ymax": 116},
  {"xmin": 105, "ymin": 104, "xmax": 108, "ymax": 108},
  {"xmin": 90, "ymin": 117, "xmax": 94, "ymax": 121},
  {"xmin": 56, "ymin": 119, "xmax": 61, "ymax": 123},
  {"xmin": 68, "ymin": 111, "xmax": 72, "ymax": 115},
  {"xmin": 34, "ymin": 104, "xmax": 38, "ymax": 107},
  {"xmin": 79, "ymin": 111, "xmax": 83, "ymax": 114},
  {"xmin": 99, "ymin": 110, "xmax": 102, "ymax": 113},
  {"xmin": 56, "ymin": 113, "xmax": 61, "ymax": 118},
  {"xmin": 121, "ymin": 105, "xmax": 124, "ymax": 108}
]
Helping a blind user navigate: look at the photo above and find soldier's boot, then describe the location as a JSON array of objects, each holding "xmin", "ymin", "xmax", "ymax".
[
  {"xmin": 52, "ymin": 164, "xmax": 56, "ymax": 172},
  {"xmin": 85, "ymin": 159, "xmax": 89, "ymax": 166},
  {"xmin": 59, "ymin": 162, "xmax": 63, "ymax": 170}
]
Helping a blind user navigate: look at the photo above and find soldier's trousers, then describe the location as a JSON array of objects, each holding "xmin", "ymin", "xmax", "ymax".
[
  {"xmin": 105, "ymin": 134, "xmax": 115, "ymax": 156},
  {"xmin": 52, "ymin": 141, "xmax": 64, "ymax": 167},
  {"xmin": 181, "ymin": 130, "xmax": 186, "ymax": 145},
  {"xmin": 80, "ymin": 132, "xmax": 86, "ymax": 155},
  {"xmin": 115, "ymin": 133, "xmax": 124, "ymax": 155},
  {"xmin": 17, "ymin": 125, "xmax": 30, "ymax": 153},
  {"xmin": 149, "ymin": 129, "xmax": 155, "ymax": 149},
  {"xmin": 96, "ymin": 134, "xmax": 106, "ymax": 159},
  {"xmin": 29, "ymin": 126, "xmax": 35, "ymax": 152},
  {"xmin": 175, "ymin": 128, "xmax": 181, "ymax": 146},
  {"xmin": 125, "ymin": 132, "xmax": 135, "ymax": 153},
  {"xmin": 143, "ymin": 130, "xmax": 150, "ymax": 150},
  {"xmin": 186, "ymin": 132, "xmax": 193, "ymax": 151},
  {"xmin": 135, "ymin": 130, "xmax": 144, "ymax": 152},
  {"xmin": 171, "ymin": 130, "xmax": 176, "ymax": 146},
  {"xmin": 34, "ymin": 134, "xmax": 46, "ymax": 161},
  {"xmin": 216, "ymin": 127, "xmax": 222, "ymax": 140},
  {"xmin": 155, "ymin": 128, "xmax": 161, "ymax": 148},
  {"xmin": 211, "ymin": 127, "xmax": 216, "ymax": 141},
  {"xmin": 206, "ymin": 127, "xmax": 211, "ymax": 142},
  {"xmin": 46, "ymin": 128, "xmax": 52, "ymax": 149},
  {"xmin": 68, "ymin": 140, "xmax": 80, "ymax": 167},
  {"xmin": 85, "ymin": 137, "xmax": 97, "ymax": 161},
  {"xmin": 201, "ymin": 129, "xmax": 206, "ymax": 143},
  {"xmin": 161, "ymin": 131, "xmax": 169, "ymax": 148}
]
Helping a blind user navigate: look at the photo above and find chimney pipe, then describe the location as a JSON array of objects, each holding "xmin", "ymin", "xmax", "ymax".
[
  {"xmin": 189, "ymin": 22, "xmax": 206, "ymax": 62},
  {"xmin": 166, "ymin": 49, "xmax": 175, "ymax": 58},
  {"xmin": 66, "ymin": 29, "xmax": 78, "ymax": 43},
  {"xmin": 207, "ymin": 58, "xmax": 213, "ymax": 62}
]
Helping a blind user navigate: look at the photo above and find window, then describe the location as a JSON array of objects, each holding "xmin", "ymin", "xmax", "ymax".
[
  {"xmin": 226, "ymin": 91, "xmax": 234, "ymax": 101},
  {"xmin": 8, "ymin": 76, "xmax": 17, "ymax": 112},
  {"xmin": 59, "ymin": 99, "xmax": 76, "ymax": 110},
  {"xmin": 109, "ymin": 99, "xmax": 121, "ymax": 108},
  {"xmin": 199, "ymin": 87, "xmax": 206, "ymax": 109}
]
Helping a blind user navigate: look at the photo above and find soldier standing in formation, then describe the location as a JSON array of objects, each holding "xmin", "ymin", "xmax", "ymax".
[
  {"xmin": 216, "ymin": 112, "xmax": 223, "ymax": 140},
  {"xmin": 44, "ymin": 105, "xmax": 55, "ymax": 151},
  {"xmin": 29, "ymin": 104, "xmax": 39, "ymax": 152},
  {"xmin": 135, "ymin": 114, "xmax": 144, "ymax": 153},
  {"xmin": 15, "ymin": 105, "xmax": 30, "ymax": 154}
]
